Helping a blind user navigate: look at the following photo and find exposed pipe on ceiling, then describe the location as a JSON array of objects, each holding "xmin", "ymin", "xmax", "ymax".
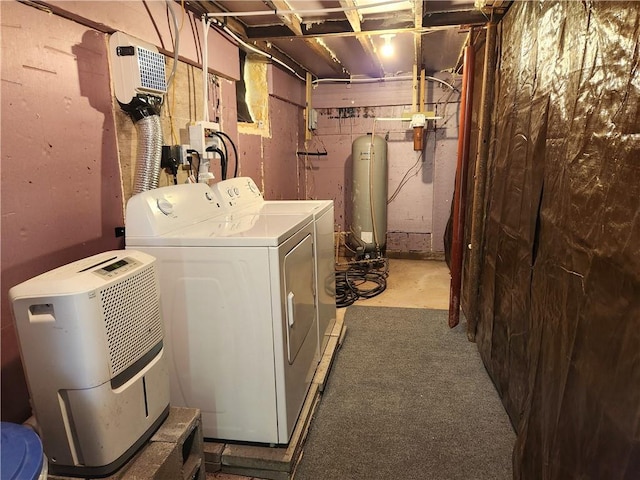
[
  {"xmin": 205, "ymin": 0, "xmax": 408, "ymax": 18},
  {"xmin": 210, "ymin": 18, "xmax": 458, "ymax": 89},
  {"xmin": 209, "ymin": 19, "xmax": 306, "ymax": 82},
  {"xmin": 202, "ymin": 15, "xmax": 210, "ymax": 122},
  {"xmin": 312, "ymin": 75, "xmax": 457, "ymax": 90}
]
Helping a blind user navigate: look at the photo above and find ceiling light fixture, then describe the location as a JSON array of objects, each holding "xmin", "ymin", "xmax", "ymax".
[{"xmin": 380, "ymin": 34, "xmax": 395, "ymax": 57}]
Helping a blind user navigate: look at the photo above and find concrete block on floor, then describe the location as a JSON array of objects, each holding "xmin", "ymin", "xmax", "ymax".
[
  {"xmin": 221, "ymin": 465, "xmax": 290, "ymax": 480},
  {"xmin": 206, "ymin": 473, "xmax": 261, "ymax": 480},
  {"xmin": 204, "ymin": 441, "xmax": 225, "ymax": 473},
  {"xmin": 119, "ymin": 442, "xmax": 182, "ymax": 480},
  {"xmin": 49, "ymin": 407, "xmax": 206, "ymax": 480}
]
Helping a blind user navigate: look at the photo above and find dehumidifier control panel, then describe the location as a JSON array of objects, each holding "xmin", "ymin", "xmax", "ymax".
[{"xmin": 90, "ymin": 256, "xmax": 142, "ymax": 279}]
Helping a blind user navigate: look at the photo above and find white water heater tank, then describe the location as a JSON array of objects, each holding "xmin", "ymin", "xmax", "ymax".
[
  {"xmin": 9, "ymin": 250, "xmax": 170, "ymax": 478},
  {"xmin": 351, "ymin": 134, "xmax": 388, "ymax": 254}
]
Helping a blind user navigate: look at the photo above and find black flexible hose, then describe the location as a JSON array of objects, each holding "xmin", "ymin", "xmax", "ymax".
[
  {"xmin": 186, "ymin": 149, "xmax": 200, "ymax": 182},
  {"xmin": 335, "ymin": 258, "xmax": 388, "ymax": 308},
  {"xmin": 211, "ymin": 132, "xmax": 228, "ymax": 171},
  {"xmin": 207, "ymin": 146, "xmax": 227, "ymax": 180},
  {"xmin": 213, "ymin": 131, "xmax": 239, "ymax": 178}
]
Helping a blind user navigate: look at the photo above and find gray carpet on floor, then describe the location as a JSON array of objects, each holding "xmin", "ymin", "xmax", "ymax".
[{"xmin": 294, "ymin": 306, "xmax": 515, "ymax": 480}]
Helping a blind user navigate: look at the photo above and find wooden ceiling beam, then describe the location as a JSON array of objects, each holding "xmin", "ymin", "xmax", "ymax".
[
  {"xmin": 339, "ymin": 0, "xmax": 384, "ymax": 77},
  {"xmin": 265, "ymin": 0, "xmax": 303, "ymax": 36},
  {"xmin": 414, "ymin": 0, "xmax": 423, "ymax": 68},
  {"xmin": 245, "ymin": 18, "xmax": 416, "ymax": 39},
  {"xmin": 263, "ymin": 1, "xmax": 349, "ymax": 77}
]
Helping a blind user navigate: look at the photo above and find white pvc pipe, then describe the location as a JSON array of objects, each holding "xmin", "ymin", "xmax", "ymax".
[
  {"xmin": 206, "ymin": 0, "xmax": 405, "ymax": 18},
  {"xmin": 165, "ymin": 0, "xmax": 179, "ymax": 91},
  {"xmin": 202, "ymin": 16, "xmax": 210, "ymax": 122},
  {"xmin": 375, "ymin": 116, "xmax": 442, "ymax": 121},
  {"xmin": 313, "ymin": 75, "xmax": 457, "ymax": 90},
  {"xmin": 214, "ymin": 20, "xmax": 306, "ymax": 82},
  {"xmin": 313, "ymin": 75, "xmax": 412, "ymax": 84}
]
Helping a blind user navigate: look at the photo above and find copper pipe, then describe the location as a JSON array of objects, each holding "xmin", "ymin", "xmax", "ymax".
[
  {"xmin": 467, "ymin": 23, "xmax": 498, "ymax": 340},
  {"xmin": 448, "ymin": 38, "xmax": 475, "ymax": 328}
]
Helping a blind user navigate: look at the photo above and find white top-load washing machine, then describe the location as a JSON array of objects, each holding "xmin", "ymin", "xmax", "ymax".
[
  {"xmin": 125, "ymin": 183, "xmax": 318, "ymax": 445},
  {"xmin": 210, "ymin": 177, "xmax": 337, "ymax": 357}
]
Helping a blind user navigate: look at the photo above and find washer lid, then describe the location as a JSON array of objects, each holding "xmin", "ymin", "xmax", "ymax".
[{"xmin": 127, "ymin": 212, "xmax": 313, "ymax": 247}]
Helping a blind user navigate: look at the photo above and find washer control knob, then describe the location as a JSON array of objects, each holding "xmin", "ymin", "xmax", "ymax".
[
  {"xmin": 227, "ymin": 188, "xmax": 234, "ymax": 197},
  {"xmin": 156, "ymin": 197, "xmax": 173, "ymax": 215},
  {"xmin": 205, "ymin": 191, "xmax": 213, "ymax": 201},
  {"xmin": 234, "ymin": 187, "xmax": 240, "ymax": 195}
]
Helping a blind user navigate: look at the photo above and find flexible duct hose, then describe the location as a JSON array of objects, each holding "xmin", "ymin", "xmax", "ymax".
[
  {"xmin": 132, "ymin": 114, "xmax": 163, "ymax": 194},
  {"xmin": 119, "ymin": 95, "xmax": 164, "ymax": 194}
]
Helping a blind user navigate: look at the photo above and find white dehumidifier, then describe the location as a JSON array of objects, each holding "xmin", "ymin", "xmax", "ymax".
[{"xmin": 9, "ymin": 250, "xmax": 170, "ymax": 477}]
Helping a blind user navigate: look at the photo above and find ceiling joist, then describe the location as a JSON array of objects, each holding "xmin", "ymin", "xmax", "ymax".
[
  {"xmin": 265, "ymin": 0, "xmax": 303, "ymax": 36},
  {"xmin": 339, "ymin": 0, "xmax": 384, "ymax": 77},
  {"xmin": 185, "ymin": 1, "xmax": 512, "ymax": 80}
]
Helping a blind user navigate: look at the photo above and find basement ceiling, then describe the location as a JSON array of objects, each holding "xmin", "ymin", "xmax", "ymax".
[{"xmin": 186, "ymin": 0, "xmax": 509, "ymax": 79}]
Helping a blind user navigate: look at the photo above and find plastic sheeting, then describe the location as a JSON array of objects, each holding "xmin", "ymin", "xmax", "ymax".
[{"xmin": 468, "ymin": 1, "xmax": 640, "ymax": 479}]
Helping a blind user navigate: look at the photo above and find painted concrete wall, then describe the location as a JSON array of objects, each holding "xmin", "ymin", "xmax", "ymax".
[{"xmin": 309, "ymin": 78, "xmax": 460, "ymax": 253}]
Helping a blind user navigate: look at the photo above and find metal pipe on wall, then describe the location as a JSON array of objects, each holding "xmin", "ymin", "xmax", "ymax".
[
  {"xmin": 448, "ymin": 35, "xmax": 475, "ymax": 328},
  {"xmin": 466, "ymin": 23, "xmax": 498, "ymax": 340}
]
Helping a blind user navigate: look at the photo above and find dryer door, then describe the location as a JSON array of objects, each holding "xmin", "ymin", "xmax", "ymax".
[{"xmin": 283, "ymin": 233, "xmax": 315, "ymax": 364}]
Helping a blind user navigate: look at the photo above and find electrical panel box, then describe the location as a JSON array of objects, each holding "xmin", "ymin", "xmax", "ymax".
[
  {"xmin": 308, "ymin": 108, "xmax": 318, "ymax": 131},
  {"xmin": 188, "ymin": 121, "xmax": 221, "ymax": 159}
]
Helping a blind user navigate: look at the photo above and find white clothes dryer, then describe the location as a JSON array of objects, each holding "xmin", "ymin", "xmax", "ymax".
[
  {"xmin": 210, "ymin": 178, "xmax": 337, "ymax": 357},
  {"xmin": 125, "ymin": 183, "xmax": 318, "ymax": 445}
]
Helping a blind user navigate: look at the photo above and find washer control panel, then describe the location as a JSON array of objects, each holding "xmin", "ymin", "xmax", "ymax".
[{"xmin": 210, "ymin": 177, "xmax": 263, "ymax": 209}]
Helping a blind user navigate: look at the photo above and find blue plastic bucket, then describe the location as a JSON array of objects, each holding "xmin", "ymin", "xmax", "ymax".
[{"xmin": 1, "ymin": 422, "xmax": 47, "ymax": 479}]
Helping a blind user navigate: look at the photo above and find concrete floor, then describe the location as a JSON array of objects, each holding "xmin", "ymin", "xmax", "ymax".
[
  {"xmin": 354, "ymin": 259, "xmax": 450, "ymax": 310},
  {"xmin": 207, "ymin": 259, "xmax": 453, "ymax": 480}
]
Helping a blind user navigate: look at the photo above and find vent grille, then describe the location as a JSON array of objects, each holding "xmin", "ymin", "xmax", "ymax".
[
  {"xmin": 137, "ymin": 47, "xmax": 166, "ymax": 93},
  {"xmin": 100, "ymin": 265, "xmax": 163, "ymax": 379}
]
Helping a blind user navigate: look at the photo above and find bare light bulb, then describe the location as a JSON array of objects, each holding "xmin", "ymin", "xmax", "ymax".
[
  {"xmin": 381, "ymin": 42, "xmax": 394, "ymax": 57},
  {"xmin": 380, "ymin": 34, "xmax": 395, "ymax": 58}
]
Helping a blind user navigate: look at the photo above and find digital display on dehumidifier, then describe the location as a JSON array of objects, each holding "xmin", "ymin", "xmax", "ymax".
[{"xmin": 101, "ymin": 259, "xmax": 129, "ymax": 272}]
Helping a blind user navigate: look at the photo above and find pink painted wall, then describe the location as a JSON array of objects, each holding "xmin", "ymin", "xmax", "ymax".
[
  {"xmin": 0, "ymin": 1, "xmax": 243, "ymax": 423},
  {"xmin": 217, "ymin": 77, "xmax": 240, "ymax": 179},
  {"xmin": 306, "ymin": 81, "xmax": 459, "ymax": 253},
  {"xmin": 1, "ymin": 2, "xmax": 123, "ymax": 422},
  {"xmin": 44, "ymin": 0, "xmax": 239, "ymax": 80},
  {"xmin": 237, "ymin": 66, "xmax": 306, "ymax": 199},
  {"xmin": 309, "ymin": 78, "xmax": 460, "ymax": 253}
]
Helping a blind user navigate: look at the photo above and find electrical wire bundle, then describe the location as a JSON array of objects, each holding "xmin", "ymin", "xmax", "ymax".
[
  {"xmin": 210, "ymin": 131, "xmax": 239, "ymax": 180},
  {"xmin": 335, "ymin": 258, "xmax": 389, "ymax": 308}
]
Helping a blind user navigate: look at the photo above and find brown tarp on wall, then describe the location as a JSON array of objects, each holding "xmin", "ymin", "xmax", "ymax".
[{"xmin": 466, "ymin": 1, "xmax": 640, "ymax": 478}]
